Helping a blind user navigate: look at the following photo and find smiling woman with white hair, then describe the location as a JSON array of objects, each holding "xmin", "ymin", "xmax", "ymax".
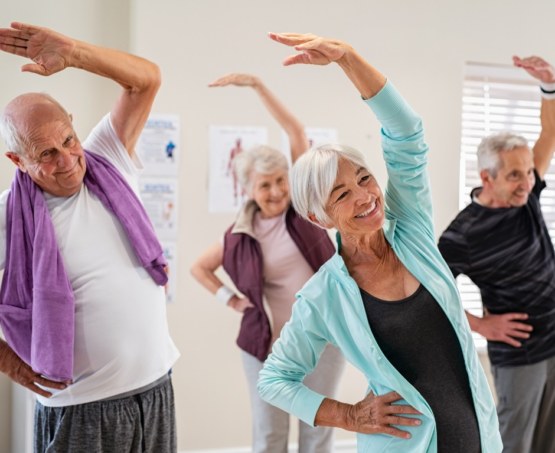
[
  {"xmin": 190, "ymin": 73, "xmax": 344, "ymax": 453},
  {"xmin": 257, "ymin": 33, "xmax": 502, "ymax": 453}
]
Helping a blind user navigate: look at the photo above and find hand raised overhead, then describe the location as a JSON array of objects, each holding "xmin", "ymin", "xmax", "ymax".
[
  {"xmin": 268, "ymin": 32, "xmax": 385, "ymax": 100},
  {"xmin": 209, "ymin": 73, "xmax": 260, "ymax": 88},
  {"xmin": 513, "ymin": 55, "xmax": 555, "ymax": 84},
  {"xmin": 0, "ymin": 21, "xmax": 75, "ymax": 76},
  {"xmin": 268, "ymin": 32, "xmax": 351, "ymax": 67}
]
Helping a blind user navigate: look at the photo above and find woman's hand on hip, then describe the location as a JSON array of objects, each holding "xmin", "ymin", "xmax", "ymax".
[
  {"xmin": 228, "ymin": 295, "xmax": 254, "ymax": 313},
  {"xmin": 347, "ymin": 391, "xmax": 422, "ymax": 439}
]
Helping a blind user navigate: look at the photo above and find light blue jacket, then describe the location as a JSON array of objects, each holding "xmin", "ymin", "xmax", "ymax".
[{"xmin": 258, "ymin": 81, "xmax": 502, "ymax": 453}]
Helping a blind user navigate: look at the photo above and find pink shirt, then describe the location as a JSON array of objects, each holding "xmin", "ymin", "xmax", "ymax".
[{"xmin": 253, "ymin": 211, "xmax": 315, "ymax": 346}]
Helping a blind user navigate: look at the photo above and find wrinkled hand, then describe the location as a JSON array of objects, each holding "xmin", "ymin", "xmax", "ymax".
[
  {"xmin": 228, "ymin": 295, "xmax": 254, "ymax": 313},
  {"xmin": 268, "ymin": 32, "xmax": 350, "ymax": 67},
  {"xmin": 477, "ymin": 312, "xmax": 532, "ymax": 347},
  {"xmin": 0, "ymin": 21, "xmax": 75, "ymax": 76},
  {"xmin": 209, "ymin": 73, "xmax": 260, "ymax": 88},
  {"xmin": 347, "ymin": 391, "xmax": 421, "ymax": 439},
  {"xmin": 513, "ymin": 55, "xmax": 555, "ymax": 83},
  {"xmin": 0, "ymin": 341, "xmax": 68, "ymax": 397}
]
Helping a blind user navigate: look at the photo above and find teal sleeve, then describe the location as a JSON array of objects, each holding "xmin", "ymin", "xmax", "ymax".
[
  {"xmin": 364, "ymin": 81, "xmax": 434, "ymax": 236},
  {"xmin": 257, "ymin": 299, "xmax": 328, "ymax": 426}
]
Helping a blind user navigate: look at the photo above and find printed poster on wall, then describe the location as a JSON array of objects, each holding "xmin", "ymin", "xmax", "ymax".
[
  {"xmin": 281, "ymin": 127, "xmax": 339, "ymax": 166},
  {"xmin": 208, "ymin": 125, "xmax": 268, "ymax": 213},
  {"xmin": 136, "ymin": 114, "xmax": 180, "ymax": 176},
  {"xmin": 136, "ymin": 113, "xmax": 181, "ymax": 304},
  {"xmin": 305, "ymin": 127, "xmax": 339, "ymax": 148},
  {"xmin": 162, "ymin": 242, "xmax": 177, "ymax": 304},
  {"xmin": 139, "ymin": 178, "xmax": 178, "ymax": 241}
]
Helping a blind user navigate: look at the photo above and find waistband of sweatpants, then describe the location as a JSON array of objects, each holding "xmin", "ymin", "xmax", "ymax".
[{"xmin": 99, "ymin": 372, "xmax": 171, "ymax": 402}]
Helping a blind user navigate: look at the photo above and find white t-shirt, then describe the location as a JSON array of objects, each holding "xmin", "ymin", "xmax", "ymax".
[{"xmin": 0, "ymin": 114, "xmax": 180, "ymax": 407}]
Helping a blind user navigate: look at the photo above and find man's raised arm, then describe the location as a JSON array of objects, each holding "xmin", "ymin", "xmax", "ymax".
[
  {"xmin": 513, "ymin": 55, "xmax": 555, "ymax": 179},
  {"xmin": 0, "ymin": 21, "xmax": 160, "ymax": 155}
]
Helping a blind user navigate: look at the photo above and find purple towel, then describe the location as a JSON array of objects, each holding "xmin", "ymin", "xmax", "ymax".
[{"xmin": 0, "ymin": 151, "xmax": 167, "ymax": 381}]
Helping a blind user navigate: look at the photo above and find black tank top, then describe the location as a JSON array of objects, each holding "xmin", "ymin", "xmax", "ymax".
[{"xmin": 360, "ymin": 284, "xmax": 481, "ymax": 452}]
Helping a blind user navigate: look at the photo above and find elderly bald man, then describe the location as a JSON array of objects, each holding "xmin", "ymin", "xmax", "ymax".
[{"xmin": 0, "ymin": 22, "xmax": 179, "ymax": 452}]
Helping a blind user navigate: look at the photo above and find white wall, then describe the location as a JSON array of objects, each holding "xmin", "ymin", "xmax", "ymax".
[{"xmin": 1, "ymin": 0, "xmax": 554, "ymax": 451}]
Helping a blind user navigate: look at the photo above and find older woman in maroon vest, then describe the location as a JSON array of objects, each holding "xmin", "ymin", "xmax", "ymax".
[{"xmin": 191, "ymin": 73, "xmax": 345, "ymax": 453}]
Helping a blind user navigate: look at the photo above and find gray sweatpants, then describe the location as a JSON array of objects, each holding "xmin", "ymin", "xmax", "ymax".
[
  {"xmin": 242, "ymin": 344, "xmax": 345, "ymax": 453},
  {"xmin": 34, "ymin": 375, "xmax": 176, "ymax": 453},
  {"xmin": 492, "ymin": 355, "xmax": 555, "ymax": 453}
]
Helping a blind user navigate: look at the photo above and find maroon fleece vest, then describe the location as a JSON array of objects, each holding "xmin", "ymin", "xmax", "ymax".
[{"xmin": 222, "ymin": 205, "xmax": 334, "ymax": 361}]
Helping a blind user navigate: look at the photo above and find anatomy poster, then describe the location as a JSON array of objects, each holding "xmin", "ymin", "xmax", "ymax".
[{"xmin": 208, "ymin": 125, "xmax": 268, "ymax": 213}]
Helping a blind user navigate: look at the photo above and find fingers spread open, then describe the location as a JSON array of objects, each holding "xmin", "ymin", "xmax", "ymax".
[
  {"xmin": 387, "ymin": 404, "xmax": 422, "ymax": 416},
  {"xmin": 380, "ymin": 391, "xmax": 403, "ymax": 403},
  {"xmin": 385, "ymin": 414, "xmax": 422, "ymax": 426},
  {"xmin": 21, "ymin": 63, "xmax": 47, "ymax": 75},
  {"xmin": 381, "ymin": 425, "xmax": 412, "ymax": 439},
  {"xmin": 27, "ymin": 383, "xmax": 53, "ymax": 398}
]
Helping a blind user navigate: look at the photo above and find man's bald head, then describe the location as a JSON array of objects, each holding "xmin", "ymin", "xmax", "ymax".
[{"xmin": 0, "ymin": 93, "xmax": 70, "ymax": 156}]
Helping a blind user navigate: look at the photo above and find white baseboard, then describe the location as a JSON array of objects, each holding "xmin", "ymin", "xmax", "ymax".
[{"xmin": 181, "ymin": 439, "xmax": 357, "ymax": 453}]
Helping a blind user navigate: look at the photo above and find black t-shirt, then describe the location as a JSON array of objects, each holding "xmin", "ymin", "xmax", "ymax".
[
  {"xmin": 360, "ymin": 285, "xmax": 481, "ymax": 452},
  {"xmin": 438, "ymin": 171, "xmax": 555, "ymax": 367}
]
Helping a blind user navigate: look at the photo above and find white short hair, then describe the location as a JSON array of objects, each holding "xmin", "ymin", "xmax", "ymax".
[
  {"xmin": 290, "ymin": 144, "xmax": 368, "ymax": 226},
  {"xmin": 233, "ymin": 145, "xmax": 289, "ymax": 193},
  {"xmin": 477, "ymin": 132, "xmax": 530, "ymax": 177},
  {"xmin": 0, "ymin": 113, "xmax": 24, "ymax": 154}
]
